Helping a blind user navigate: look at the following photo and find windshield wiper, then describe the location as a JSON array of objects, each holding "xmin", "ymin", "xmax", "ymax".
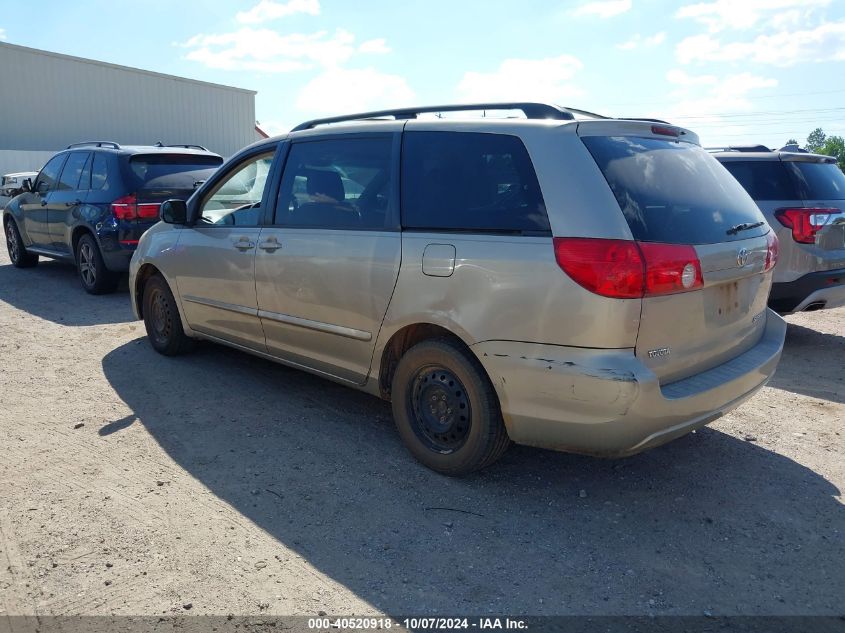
[{"xmin": 727, "ymin": 221, "xmax": 764, "ymax": 235}]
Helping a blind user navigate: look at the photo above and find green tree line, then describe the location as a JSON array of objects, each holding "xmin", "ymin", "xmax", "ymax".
[{"xmin": 787, "ymin": 128, "xmax": 845, "ymax": 171}]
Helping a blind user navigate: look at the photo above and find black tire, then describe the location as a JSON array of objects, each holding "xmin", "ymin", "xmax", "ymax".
[
  {"xmin": 4, "ymin": 218, "xmax": 39, "ymax": 268},
  {"xmin": 142, "ymin": 274, "xmax": 194, "ymax": 356},
  {"xmin": 391, "ymin": 339, "xmax": 510, "ymax": 475},
  {"xmin": 75, "ymin": 233, "xmax": 119, "ymax": 294}
]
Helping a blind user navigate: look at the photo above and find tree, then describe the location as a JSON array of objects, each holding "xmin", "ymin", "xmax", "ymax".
[
  {"xmin": 819, "ymin": 135, "xmax": 845, "ymax": 172},
  {"xmin": 785, "ymin": 138, "xmax": 798, "ymax": 146},
  {"xmin": 806, "ymin": 128, "xmax": 827, "ymax": 153}
]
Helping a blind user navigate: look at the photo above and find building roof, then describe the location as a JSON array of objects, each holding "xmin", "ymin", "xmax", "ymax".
[{"xmin": 0, "ymin": 41, "xmax": 256, "ymax": 95}]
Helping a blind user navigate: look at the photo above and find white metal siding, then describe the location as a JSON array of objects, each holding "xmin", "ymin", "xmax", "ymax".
[{"xmin": 0, "ymin": 42, "xmax": 256, "ymax": 164}]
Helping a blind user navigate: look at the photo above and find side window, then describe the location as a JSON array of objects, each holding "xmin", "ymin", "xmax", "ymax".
[
  {"xmin": 57, "ymin": 152, "xmax": 91, "ymax": 191},
  {"xmin": 91, "ymin": 154, "xmax": 111, "ymax": 191},
  {"xmin": 275, "ymin": 137, "xmax": 394, "ymax": 229},
  {"xmin": 721, "ymin": 160, "xmax": 798, "ymax": 201},
  {"xmin": 401, "ymin": 131, "xmax": 550, "ymax": 234},
  {"xmin": 199, "ymin": 152, "xmax": 274, "ymax": 226},
  {"xmin": 34, "ymin": 154, "xmax": 67, "ymax": 195},
  {"xmin": 77, "ymin": 153, "xmax": 93, "ymax": 191}
]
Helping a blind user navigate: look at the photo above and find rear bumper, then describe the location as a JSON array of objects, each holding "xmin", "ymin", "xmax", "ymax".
[
  {"xmin": 472, "ymin": 309, "xmax": 787, "ymax": 457},
  {"xmin": 769, "ymin": 268, "xmax": 845, "ymax": 313}
]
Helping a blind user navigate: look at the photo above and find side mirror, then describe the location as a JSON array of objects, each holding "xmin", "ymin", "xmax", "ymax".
[
  {"xmin": 160, "ymin": 199, "xmax": 187, "ymax": 224},
  {"xmin": 36, "ymin": 180, "xmax": 50, "ymax": 194},
  {"xmin": 22, "ymin": 178, "xmax": 32, "ymax": 193}
]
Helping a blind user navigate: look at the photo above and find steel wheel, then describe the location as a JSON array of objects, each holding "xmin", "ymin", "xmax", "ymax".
[
  {"xmin": 5, "ymin": 221, "xmax": 20, "ymax": 262},
  {"xmin": 78, "ymin": 241, "xmax": 96, "ymax": 287},
  {"xmin": 147, "ymin": 286, "xmax": 172, "ymax": 346},
  {"xmin": 409, "ymin": 365, "xmax": 472, "ymax": 453}
]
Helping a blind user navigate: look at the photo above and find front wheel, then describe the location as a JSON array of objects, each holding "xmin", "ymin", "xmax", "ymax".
[
  {"xmin": 391, "ymin": 339, "xmax": 510, "ymax": 475},
  {"xmin": 4, "ymin": 218, "xmax": 39, "ymax": 268},
  {"xmin": 76, "ymin": 233, "xmax": 119, "ymax": 294},
  {"xmin": 142, "ymin": 274, "xmax": 194, "ymax": 356}
]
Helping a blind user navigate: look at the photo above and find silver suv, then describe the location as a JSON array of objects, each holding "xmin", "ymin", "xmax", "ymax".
[
  {"xmin": 130, "ymin": 103, "xmax": 786, "ymax": 475},
  {"xmin": 713, "ymin": 145, "xmax": 845, "ymax": 313}
]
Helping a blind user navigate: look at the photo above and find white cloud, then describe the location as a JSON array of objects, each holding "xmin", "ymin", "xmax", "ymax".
[
  {"xmin": 181, "ymin": 28, "xmax": 357, "ymax": 72},
  {"xmin": 236, "ymin": 0, "xmax": 320, "ymax": 24},
  {"xmin": 676, "ymin": 20, "xmax": 845, "ymax": 66},
  {"xmin": 0, "ymin": 28, "xmax": 6, "ymax": 40},
  {"xmin": 572, "ymin": 0, "xmax": 632, "ymax": 18},
  {"xmin": 456, "ymin": 56, "xmax": 584, "ymax": 103},
  {"xmin": 675, "ymin": 0, "xmax": 830, "ymax": 32},
  {"xmin": 665, "ymin": 69, "xmax": 717, "ymax": 86},
  {"xmin": 296, "ymin": 68, "xmax": 415, "ymax": 115},
  {"xmin": 618, "ymin": 32, "xmax": 666, "ymax": 50},
  {"xmin": 359, "ymin": 38, "xmax": 390, "ymax": 54}
]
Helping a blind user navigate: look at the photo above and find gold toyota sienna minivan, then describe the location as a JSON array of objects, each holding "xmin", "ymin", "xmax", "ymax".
[{"xmin": 130, "ymin": 103, "xmax": 787, "ymax": 475}]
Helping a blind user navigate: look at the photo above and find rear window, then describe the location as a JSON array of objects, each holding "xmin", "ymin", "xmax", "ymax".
[
  {"xmin": 720, "ymin": 160, "xmax": 799, "ymax": 200},
  {"xmin": 401, "ymin": 131, "xmax": 550, "ymax": 234},
  {"xmin": 125, "ymin": 154, "xmax": 223, "ymax": 189},
  {"xmin": 583, "ymin": 136, "xmax": 768, "ymax": 244},
  {"xmin": 788, "ymin": 161, "xmax": 845, "ymax": 200}
]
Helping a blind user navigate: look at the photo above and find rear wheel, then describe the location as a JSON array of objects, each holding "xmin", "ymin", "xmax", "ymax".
[
  {"xmin": 4, "ymin": 218, "xmax": 39, "ymax": 268},
  {"xmin": 76, "ymin": 233, "xmax": 119, "ymax": 294},
  {"xmin": 142, "ymin": 274, "xmax": 194, "ymax": 356},
  {"xmin": 391, "ymin": 339, "xmax": 510, "ymax": 475}
]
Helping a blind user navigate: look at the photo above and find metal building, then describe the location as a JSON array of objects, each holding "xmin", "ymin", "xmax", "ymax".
[{"xmin": 0, "ymin": 42, "xmax": 258, "ymax": 175}]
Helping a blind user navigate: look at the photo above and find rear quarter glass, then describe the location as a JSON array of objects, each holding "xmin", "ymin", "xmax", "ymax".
[
  {"xmin": 582, "ymin": 136, "xmax": 768, "ymax": 244},
  {"xmin": 123, "ymin": 154, "xmax": 223, "ymax": 190},
  {"xmin": 720, "ymin": 160, "xmax": 801, "ymax": 200}
]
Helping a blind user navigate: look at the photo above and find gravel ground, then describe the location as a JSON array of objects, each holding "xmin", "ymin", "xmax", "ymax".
[{"xmin": 0, "ymin": 234, "xmax": 843, "ymax": 618}]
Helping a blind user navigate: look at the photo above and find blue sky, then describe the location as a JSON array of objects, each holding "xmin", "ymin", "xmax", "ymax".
[{"xmin": 2, "ymin": 0, "xmax": 845, "ymax": 148}]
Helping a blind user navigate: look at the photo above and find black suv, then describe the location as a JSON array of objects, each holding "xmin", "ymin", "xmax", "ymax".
[{"xmin": 2, "ymin": 142, "xmax": 223, "ymax": 293}]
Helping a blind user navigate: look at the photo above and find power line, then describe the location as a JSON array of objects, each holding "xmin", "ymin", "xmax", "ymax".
[
  {"xmin": 602, "ymin": 87, "xmax": 845, "ymax": 108},
  {"xmin": 669, "ymin": 106, "xmax": 845, "ymax": 120}
]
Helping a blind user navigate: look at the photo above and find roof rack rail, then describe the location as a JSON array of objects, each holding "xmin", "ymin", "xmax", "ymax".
[
  {"xmin": 153, "ymin": 142, "xmax": 209, "ymax": 151},
  {"xmin": 291, "ymin": 102, "xmax": 602, "ymax": 131},
  {"xmin": 66, "ymin": 141, "xmax": 120, "ymax": 149},
  {"xmin": 706, "ymin": 144, "xmax": 772, "ymax": 153}
]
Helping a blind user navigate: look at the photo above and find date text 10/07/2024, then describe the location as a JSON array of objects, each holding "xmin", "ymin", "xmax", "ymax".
[{"xmin": 307, "ymin": 617, "xmax": 529, "ymax": 630}]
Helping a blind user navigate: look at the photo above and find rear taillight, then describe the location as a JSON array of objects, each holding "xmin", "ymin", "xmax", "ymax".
[
  {"xmin": 774, "ymin": 207, "xmax": 841, "ymax": 244},
  {"xmin": 765, "ymin": 231, "xmax": 779, "ymax": 271},
  {"xmin": 553, "ymin": 238, "xmax": 703, "ymax": 299},
  {"xmin": 111, "ymin": 193, "xmax": 161, "ymax": 221}
]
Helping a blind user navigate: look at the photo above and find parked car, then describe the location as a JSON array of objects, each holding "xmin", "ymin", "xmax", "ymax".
[
  {"xmin": 130, "ymin": 102, "xmax": 786, "ymax": 475},
  {"xmin": 2, "ymin": 171, "xmax": 38, "ymax": 198},
  {"xmin": 2, "ymin": 142, "xmax": 223, "ymax": 294},
  {"xmin": 712, "ymin": 145, "xmax": 845, "ymax": 313}
]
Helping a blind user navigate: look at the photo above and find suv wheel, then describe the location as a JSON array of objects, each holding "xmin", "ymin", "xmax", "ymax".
[
  {"xmin": 142, "ymin": 274, "xmax": 194, "ymax": 356},
  {"xmin": 76, "ymin": 233, "xmax": 119, "ymax": 294},
  {"xmin": 391, "ymin": 339, "xmax": 510, "ymax": 475},
  {"xmin": 4, "ymin": 219, "xmax": 39, "ymax": 268}
]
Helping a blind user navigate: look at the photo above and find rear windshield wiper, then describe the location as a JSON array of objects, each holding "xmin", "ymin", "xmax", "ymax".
[{"xmin": 727, "ymin": 221, "xmax": 764, "ymax": 236}]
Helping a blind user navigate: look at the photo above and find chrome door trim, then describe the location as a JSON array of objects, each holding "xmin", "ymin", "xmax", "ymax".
[
  {"xmin": 257, "ymin": 309, "xmax": 372, "ymax": 342},
  {"xmin": 182, "ymin": 294, "xmax": 258, "ymax": 317}
]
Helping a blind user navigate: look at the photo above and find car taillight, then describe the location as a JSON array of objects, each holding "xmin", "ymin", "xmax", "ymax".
[
  {"xmin": 765, "ymin": 231, "xmax": 779, "ymax": 271},
  {"xmin": 110, "ymin": 193, "xmax": 161, "ymax": 220},
  {"xmin": 774, "ymin": 207, "xmax": 841, "ymax": 244},
  {"xmin": 553, "ymin": 238, "xmax": 703, "ymax": 299},
  {"xmin": 639, "ymin": 242, "xmax": 703, "ymax": 296}
]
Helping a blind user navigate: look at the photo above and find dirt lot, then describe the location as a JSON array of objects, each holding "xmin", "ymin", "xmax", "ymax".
[{"xmin": 0, "ymin": 235, "xmax": 843, "ymax": 618}]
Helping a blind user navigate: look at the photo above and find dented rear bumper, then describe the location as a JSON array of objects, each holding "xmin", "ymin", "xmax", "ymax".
[{"xmin": 471, "ymin": 309, "xmax": 786, "ymax": 456}]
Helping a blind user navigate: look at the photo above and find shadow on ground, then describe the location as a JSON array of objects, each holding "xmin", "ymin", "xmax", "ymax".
[
  {"xmin": 102, "ymin": 338, "xmax": 844, "ymax": 616},
  {"xmin": 769, "ymin": 322, "xmax": 845, "ymax": 404},
  {"xmin": 0, "ymin": 259, "xmax": 133, "ymax": 326}
]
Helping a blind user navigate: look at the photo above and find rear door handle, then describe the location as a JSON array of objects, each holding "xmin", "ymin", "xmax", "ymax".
[
  {"xmin": 40, "ymin": 200, "xmax": 48, "ymax": 207},
  {"xmin": 258, "ymin": 237, "xmax": 282, "ymax": 252}
]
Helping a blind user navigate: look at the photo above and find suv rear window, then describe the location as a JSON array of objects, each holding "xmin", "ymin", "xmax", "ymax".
[
  {"xmin": 789, "ymin": 161, "xmax": 845, "ymax": 200},
  {"xmin": 125, "ymin": 154, "xmax": 223, "ymax": 190},
  {"xmin": 401, "ymin": 131, "xmax": 550, "ymax": 234},
  {"xmin": 720, "ymin": 160, "xmax": 800, "ymax": 200},
  {"xmin": 583, "ymin": 136, "xmax": 768, "ymax": 244}
]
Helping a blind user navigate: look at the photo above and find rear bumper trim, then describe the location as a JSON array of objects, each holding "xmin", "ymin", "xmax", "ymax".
[{"xmin": 769, "ymin": 267, "xmax": 845, "ymax": 313}]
